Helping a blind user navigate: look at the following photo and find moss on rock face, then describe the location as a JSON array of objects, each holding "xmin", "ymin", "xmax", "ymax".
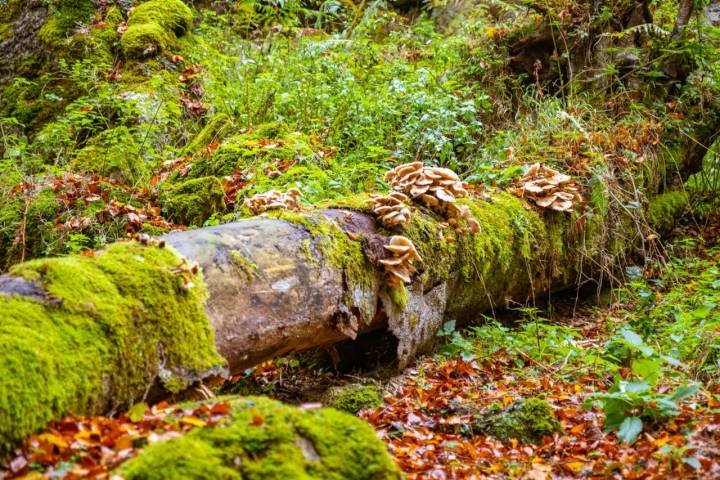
[
  {"xmin": 38, "ymin": 0, "xmax": 97, "ymax": 44},
  {"xmin": 73, "ymin": 127, "xmax": 147, "ymax": 184},
  {"xmin": 648, "ymin": 190, "xmax": 689, "ymax": 233},
  {"xmin": 120, "ymin": 396, "xmax": 402, "ymax": 480},
  {"xmin": 120, "ymin": 0, "xmax": 194, "ymax": 59},
  {"xmin": 160, "ymin": 176, "xmax": 226, "ymax": 226},
  {"xmin": 0, "ymin": 242, "xmax": 225, "ymax": 451},
  {"xmin": 189, "ymin": 124, "xmax": 316, "ymax": 179},
  {"xmin": 183, "ymin": 113, "xmax": 234, "ymax": 156},
  {"xmin": 475, "ymin": 397, "xmax": 562, "ymax": 444},
  {"xmin": 129, "ymin": 0, "xmax": 194, "ymax": 36},
  {"xmin": 323, "ymin": 384, "xmax": 383, "ymax": 414}
]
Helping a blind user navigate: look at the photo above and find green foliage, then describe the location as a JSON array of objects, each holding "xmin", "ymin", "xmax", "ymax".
[
  {"xmin": 585, "ymin": 379, "xmax": 699, "ymax": 444},
  {"xmin": 120, "ymin": 396, "xmax": 402, "ymax": 479},
  {"xmin": 73, "ymin": 126, "xmax": 147, "ymax": 184},
  {"xmin": 0, "ymin": 242, "xmax": 225, "ymax": 451}
]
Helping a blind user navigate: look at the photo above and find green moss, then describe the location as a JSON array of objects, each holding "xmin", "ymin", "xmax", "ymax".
[
  {"xmin": 477, "ymin": 397, "xmax": 563, "ymax": 444},
  {"xmin": 73, "ymin": 127, "xmax": 147, "ymax": 184},
  {"xmin": 324, "ymin": 384, "xmax": 383, "ymax": 414},
  {"xmin": 160, "ymin": 176, "xmax": 226, "ymax": 226},
  {"xmin": 273, "ymin": 211, "xmax": 375, "ymax": 294},
  {"xmin": 0, "ymin": 241, "xmax": 225, "ymax": 451},
  {"xmin": 190, "ymin": 125, "xmax": 316, "ymax": 179},
  {"xmin": 39, "ymin": 0, "xmax": 97, "ymax": 44},
  {"xmin": 120, "ymin": 0, "xmax": 193, "ymax": 58},
  {"xmin": 389, "ymin": 284, "xmax": 408, "ymax": 309},
  {"xmin": 120, "ymin": 396, "xmax": 401, "ymax": 480},
  {"xmin": 184, "ymin": 113, "xmax": 234, "ymax": 156},
  {"xmin": 648, "ymin": 190, "xmax": 689, "ymax": 233},
  {"xmin": 128, "ymin": 0, "xmax": 194, "ymax": 36},
  {"xmin": 229, "ymin": 250, "xmax": 258, "ymax": 282},
  {"xmin": 121, "ymin": 22, "xmax": 173, "ymax": 58}
]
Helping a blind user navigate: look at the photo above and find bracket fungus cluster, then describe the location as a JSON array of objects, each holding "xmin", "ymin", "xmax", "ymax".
[
  {"xmin": 379, "ymin": 236, "xmax": 423, "ymax": 286},
  {"xmin": 243, "ymin": 188, "xmax": 302, "ymax": 214},
  {"xmin": 368, "ymin": 192, "xmax": 413, "ymax": 228},
  {"xmin": 383, "ymin": 162, "xmax": 479, "ymax": 234},
  {"xmin": 514, "ymin": 163, "xmax": 582, "ymax": 212}
]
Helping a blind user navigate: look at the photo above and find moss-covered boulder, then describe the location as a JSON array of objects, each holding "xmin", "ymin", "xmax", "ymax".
[
  {"xmin": 189, "ymin": 123, "xmax": 317, "ymax": 178},
  {"xmin": 73, "ymin": 126, "xmax": 147, "ymax": 184},
  {"xmin": 323, "ymin": 384, "xmax": 383, "ymax": 414},
  {"xmin": 121, "ymin": 0, "xmax": 193, "ymax": 58},
  {"xmin": 647, "ymin": 190, "xmax": 689, "ymax": 233},
  {"xmin": 0, "ymin": 241, "xmax": 226, "ymax": 451},
  {"xmin": 159, "ymin": 176, "xmax": 226, "ymax": 226},
  {"xmin": 183, "ymin": 112, "xmax": 234, "ymax": 156},
  {"xmin": 120, "ymin": 396, "xmax": 402, "ymax": 479},
  {"xmin": 474, "ymin": 397, "xmax": 563, "ymax": 444}
]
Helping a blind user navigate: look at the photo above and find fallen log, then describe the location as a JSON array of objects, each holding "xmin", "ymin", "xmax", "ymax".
[{"xmin": 0, "ymin": 150, "xmax": 696, "ymax": 450}]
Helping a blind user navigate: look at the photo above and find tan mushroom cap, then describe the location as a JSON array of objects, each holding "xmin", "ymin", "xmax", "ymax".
[
  {"xmin": 243, "ymin": 188, "xmax": 303, "ymax": 214},
  {"xmin": 516, "ymin": 163, "xmax": 583, "ymax": 213}
]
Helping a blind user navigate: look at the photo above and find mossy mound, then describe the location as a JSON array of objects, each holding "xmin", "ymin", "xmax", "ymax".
[
  {"xmin": 121, "ymin": 0, "xmax": 194, "ymax": 58},
  {"xmin": 323, "ymin": 384, "xmax": 383, "ymax": 414},
  {"xmin": 647, "ymin": 190, "xmax": 689, "ymax": 233},
  {"xmin": 189, "ymin": 122, "xmax": 317, "ymax": 179},
  {"xmin": 0, "ymin": 241, "xmax": 225, "ymax": 451},
  {"xmin": 475, "ymin": 397, "xmax": 563, "ymax": 444},
  {"xmin": 120, "ymin": 396, "xmax": 402, "ymax": 480},
  {"xmin": 73, "ymin": 127, "xmax": 147, "ymax": 184},
  {"xmin": 129, "ymin": 0, "xmax": 194, "ymax": 36},
  {"xmin": 159, "ymin": 176, "xmax": 226, "ymax": 226}
]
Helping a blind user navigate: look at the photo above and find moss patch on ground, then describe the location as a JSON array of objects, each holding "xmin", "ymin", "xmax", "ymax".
[
  {"xmin": 0, "ymin": 241, "xmax": 225, "ymax": 451},
  {"xmin": 323, "ymin": 384, "xmax": 383, "ymax": 414},
  {"xmin": 474, "ymin": 397, "xmax": 563, "ymax": 444},
  {"xmin": 648, "ymin": 190, "xmax": 689, "ymax": 234},
  {"xmin": 120, "ymin": 396, "xmax": 402, "ymax": 479}
]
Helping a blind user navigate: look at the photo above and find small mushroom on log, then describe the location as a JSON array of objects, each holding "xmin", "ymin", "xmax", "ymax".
[
  {"xmin": 513, "ymin": 163, "xmax": 582, "ymax": 212},
  {"xmin": 243, "ymin": 188, "xmax": 303, "ymax": 214}
]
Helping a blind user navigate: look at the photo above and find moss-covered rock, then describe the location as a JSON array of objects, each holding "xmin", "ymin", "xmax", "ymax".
[
  {"xmin": 0, "ymin": 241, "xmax": 226, "ymax": 451},
  {"xmin": 129, "ymin": 0, "xmax": 194, "ymax": 36},
  {"xmin": 647, "ymin": 190, "xmax": 689, "ymax": 233},
  {"xmin": 73, "ymin": 126, "xmax": 147, "ymax": 184},
  {"xmin": 183, "ymin": 112, "xmax": 234, "ymax": 156},
  {"xmin": 38, "ymin": 0, "xmax": 97, "ymax": 45},
  {"xmin": 474, "ymin": 397, "xmax": 562, "ymax": 444},
  {"xmin": 121, "ymin": 22, "xmax": 174, "ymax": 58},
  {"xmin": 120, "ymin": 396, "xmax": 402, "ymax": 479},
  {"xmin": 120, "ymin": 0, "xmax": 194, "ymax": 58},
  {"xmin": 189, "ymin": 124, "xmax": 317, "ymax": 179},
  {"xmin": 160, "ymin": 176, "xmax": 226, "ymax": 226},
  {"xmin": 323, "ymin": 384, "xmax": 383, "ymax": 414}
]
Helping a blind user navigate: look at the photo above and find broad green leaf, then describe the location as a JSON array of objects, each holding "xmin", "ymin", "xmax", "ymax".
[
  {"xmin": 621, "ymin": 329, "xmax": 644, "ymax": 347},
  {"xmin": 631, "ymin": 358, "xmax": 661, "ymax": 384},
  {"xmin": 682, "ymin": 457, "xmax": 701, "ymax": 469},
  {"xmin": 670, "ymin": 383, "xmax": 700, "ymax": 401},
  {"xmin": 128, "ymin": 402, "xmax": 148, "ymax": 423},
  {"xmin": 617, "ymin": 416, "xmax": 643, "ymax": 444}
]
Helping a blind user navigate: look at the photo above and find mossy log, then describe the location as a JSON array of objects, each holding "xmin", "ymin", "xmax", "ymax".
[
  {"xmin": 0, "ymin": 173, "xmax": 686, "ymax": 450},
  {"xmin": 162, "ymin": 195, "xmax": 587, "ymax": 374}
]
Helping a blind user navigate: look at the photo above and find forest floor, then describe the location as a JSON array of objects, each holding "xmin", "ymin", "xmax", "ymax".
[{"xmin": 3, "ymin": 218, "xmax": 719, "ymax": 479}]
